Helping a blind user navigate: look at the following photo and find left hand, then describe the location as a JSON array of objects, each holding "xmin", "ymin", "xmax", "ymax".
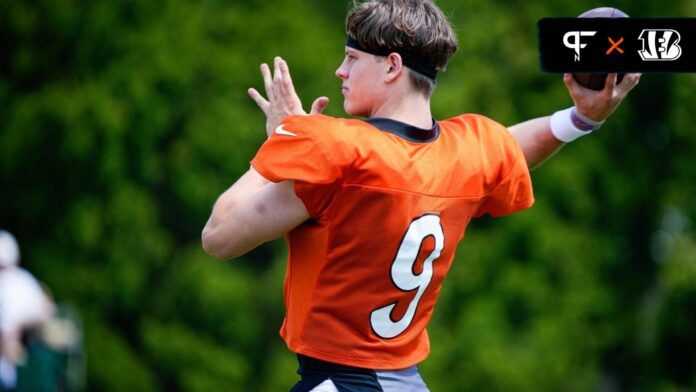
[
  {"xmin": 248, "ymin": 56, "xmax": 329, "ymax": 138},
  {"xmin": 564, "ymin": 73, "xmax": 641, "ymax": 122}
]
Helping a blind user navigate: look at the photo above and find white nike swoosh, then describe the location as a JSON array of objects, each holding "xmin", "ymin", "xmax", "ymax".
[{"xmin": 274, "ymin": 125, "xmax": 297, "ymax": 137}]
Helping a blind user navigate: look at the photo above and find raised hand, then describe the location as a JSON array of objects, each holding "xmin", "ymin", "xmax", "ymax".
[
  {"xmin": 248, "ymin": 56, "xmax": 329, "ymax": 137},
  {"xmin": 564, "ymin": 72, "xmax": 641, "ymax": 122}
]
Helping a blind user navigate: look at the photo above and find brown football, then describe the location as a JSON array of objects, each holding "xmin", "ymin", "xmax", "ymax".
[{"xmin": 573, "ymin": 7, "xmax": 629, "ymax": 90}]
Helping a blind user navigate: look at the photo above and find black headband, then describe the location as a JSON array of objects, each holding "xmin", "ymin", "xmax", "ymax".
[{"xmin": 346, "ymin": 36, "xmax": 438, "ymax": 80}]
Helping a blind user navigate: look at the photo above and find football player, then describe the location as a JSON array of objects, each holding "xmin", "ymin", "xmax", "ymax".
[{"xmin": 202, "ymin": 1, "xmax": 640, "ymax": 390}]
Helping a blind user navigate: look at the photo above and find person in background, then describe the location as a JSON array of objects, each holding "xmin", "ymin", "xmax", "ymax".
[{"xmin": 0, "ymin": 230, "xmax": 54, "ymax": 391}]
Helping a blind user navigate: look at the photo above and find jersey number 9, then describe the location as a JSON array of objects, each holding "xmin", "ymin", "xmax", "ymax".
[{"xmin": 370, "ymin": 214, "xmax": 445, "ymax": 339}]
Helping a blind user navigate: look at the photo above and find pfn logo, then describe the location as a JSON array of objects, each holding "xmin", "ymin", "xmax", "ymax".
[
  {"xmin": 638, "ymin": 29, "xmax": 682, "ymax": 61},
  {"xmin": 563, "ymin": 31, "xmax": 597, "ymax": 61}
]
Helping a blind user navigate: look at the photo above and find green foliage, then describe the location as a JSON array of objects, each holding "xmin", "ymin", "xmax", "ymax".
[
  {"xmin": 84, "ymin": 317, "xmax": 158, "ymax": 392},
  {"xmin": 140, "ymin": 319, "xmax": 249, "ymax": 391},
  {"xmin": 1, "ymin": 0, "xmax": 694, "ymax": 390}
]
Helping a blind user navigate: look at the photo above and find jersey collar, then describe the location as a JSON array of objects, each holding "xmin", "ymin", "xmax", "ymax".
[{"xmin": 365, "ymin": 117, "xmax": 440, "ymax": 143}]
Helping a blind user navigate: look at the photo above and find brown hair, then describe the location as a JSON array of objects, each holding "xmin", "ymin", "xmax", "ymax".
[{"xmin": 346, "ymin": 0, "xmax": 458, "ymax": 96}]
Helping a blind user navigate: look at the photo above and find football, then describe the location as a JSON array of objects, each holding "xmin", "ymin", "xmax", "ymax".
[{"xmin": 573, "ymin": 7, "xmax": 629, "ymax": 90}]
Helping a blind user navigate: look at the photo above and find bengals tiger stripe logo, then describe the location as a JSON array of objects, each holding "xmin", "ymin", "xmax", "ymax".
[{"xmin": 638, "ymin": 29, "xmax": 682, "ymax": 61}]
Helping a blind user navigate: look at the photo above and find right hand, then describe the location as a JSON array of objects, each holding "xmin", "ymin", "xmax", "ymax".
[
  {"xmin": 248, "ymin": 56, "xmax": 329, "ymax": 138},
  {"xmin": 563, "ymin": 72, "xmax": 641, "ymax": 122}
]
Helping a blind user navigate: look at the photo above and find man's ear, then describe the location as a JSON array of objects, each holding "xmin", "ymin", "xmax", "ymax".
[{"xmin": 385, "ymin": 53, "xmax": 404, "ymax": 83}]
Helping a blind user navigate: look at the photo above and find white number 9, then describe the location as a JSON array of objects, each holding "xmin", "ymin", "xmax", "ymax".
[{"xmin": 370, "ymin": 214, "xmax": 445, "ymax": 339}]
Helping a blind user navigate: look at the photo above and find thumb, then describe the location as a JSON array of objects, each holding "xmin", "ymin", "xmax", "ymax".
[
  {"xmin": 563, "ymin": 73, "xmax": 577, "ymax": 91},
  {"xmin": 310, "ymin": 97, "xmax": 330, "ymax": 115}
]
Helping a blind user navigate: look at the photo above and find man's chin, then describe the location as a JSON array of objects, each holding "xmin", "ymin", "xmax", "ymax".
[{"xmin": 343, "ymin": 102, "xmax": 368, "ymax": 118}]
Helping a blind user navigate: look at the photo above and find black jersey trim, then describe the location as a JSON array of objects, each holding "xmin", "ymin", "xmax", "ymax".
[{"xmin": 365, "ymin": 117, "xmax": 440, "ymax": 143}]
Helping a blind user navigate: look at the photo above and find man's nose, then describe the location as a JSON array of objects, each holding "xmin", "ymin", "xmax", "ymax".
[{"xmin": 335, "ymin": 62, "xmax": 348, "ymax": 79}]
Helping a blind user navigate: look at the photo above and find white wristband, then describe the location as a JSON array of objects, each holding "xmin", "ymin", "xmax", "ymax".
[
  {"xmin": 550, "ymin": 107, "xmax": 603, "ymax": 143},
  {"xmin": 573, "ymin": 108, "xmax": 604, "ymax": 129}
]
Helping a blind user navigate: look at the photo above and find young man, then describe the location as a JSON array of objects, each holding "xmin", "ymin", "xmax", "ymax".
[{"xmin": 202, "ymin": 0, "xmax": 640, "ymax": 390}]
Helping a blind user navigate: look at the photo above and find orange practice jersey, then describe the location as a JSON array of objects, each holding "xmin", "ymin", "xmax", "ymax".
[{"xmin": 251, "ymin": 114, "xmax": 534, "ymax": 370}]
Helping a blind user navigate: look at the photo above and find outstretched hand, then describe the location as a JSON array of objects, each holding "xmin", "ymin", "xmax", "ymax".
[
  {"xmin": 248, "ymin": 56, "xmax": 329, "ymax": 138},
  {"xmin": 564, "ymin": 73, "xmax": 641, "ymax": 122}
]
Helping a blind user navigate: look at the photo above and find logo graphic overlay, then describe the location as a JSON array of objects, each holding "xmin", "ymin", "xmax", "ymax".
[
  {"xmin": 563, "ymin": 31, "xmax": 597, "ymax": 61},
  {"xmin": 606, "ymin": 37, "xmax": 624, "ymax": 55},
  {"xmin": 638, "ymin": 29, "xmax": 682, "ymax": 61},
  {"xmin": 538, "ymin": 18, "xmax": 695, "ymax": 73}
]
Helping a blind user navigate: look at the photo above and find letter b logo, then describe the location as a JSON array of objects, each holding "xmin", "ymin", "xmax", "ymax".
[{"xmin": 638, "ymin": 29, "xmax": 682, "ymax": 61}]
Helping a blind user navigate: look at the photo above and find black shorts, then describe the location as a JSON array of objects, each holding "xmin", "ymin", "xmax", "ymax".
[{"xmin": 290, "ymin": 355, "xmax": 429, "ymax": 392}]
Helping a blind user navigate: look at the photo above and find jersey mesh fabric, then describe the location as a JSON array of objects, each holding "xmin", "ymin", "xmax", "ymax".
[{"xmin": 251, "ymin": 114, "xmax": 534, "ymax": 370}]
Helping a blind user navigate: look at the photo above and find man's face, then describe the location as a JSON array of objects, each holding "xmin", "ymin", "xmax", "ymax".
[{"xmin": 335, "ymin": 47, "xmax": 385, "ymax": 117}]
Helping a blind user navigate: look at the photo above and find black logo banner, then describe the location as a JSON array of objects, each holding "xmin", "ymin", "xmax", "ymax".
[{"xmin": 538, "ymin": 18, "xmax": 696, "ymax": 73}]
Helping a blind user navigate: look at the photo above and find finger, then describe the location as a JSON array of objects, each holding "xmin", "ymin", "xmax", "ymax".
[
  {"xmin": 604, "ymin": 73, "xmax": 618, "ymax": 95},
  {"xmin": 260, "ymin": 63, "xmax": 274, "ymax": 101},
  {"xmin": 617, "ymin": 73, "xmax": 641, "ymax": 95},
  {"xmin": 310, "ymin": 97, "xmax": 330, "ymax": 115},
  {"xmin": 273, "ymin": 57, "xmax": 286, "ymax": 101},
  {"xmin": 280, "ymin": 58, "xmax": 298, "ymax": 98},
  {"xmin": 563, "ymin": 73, "xmax": 578, "ymax": 93},
  {"xmin": 248, "ymin": 88, "xmax": 270, "ymax": 112},
  {"xmin": 564, "ymin": 73, "xmax": 586, "ymax": 98},
  {"xmin": 623, "ymin": 73, "xmax": 641, "ymax": 88},
  {"xmin": 273, "ymin": 56, "xmax": 283, "ymax": 87}
]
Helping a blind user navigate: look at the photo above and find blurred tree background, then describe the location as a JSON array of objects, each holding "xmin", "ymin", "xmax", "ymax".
[{"xmin": 1, "ymin": 0, "xmax": 694, "ymax": 390}]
